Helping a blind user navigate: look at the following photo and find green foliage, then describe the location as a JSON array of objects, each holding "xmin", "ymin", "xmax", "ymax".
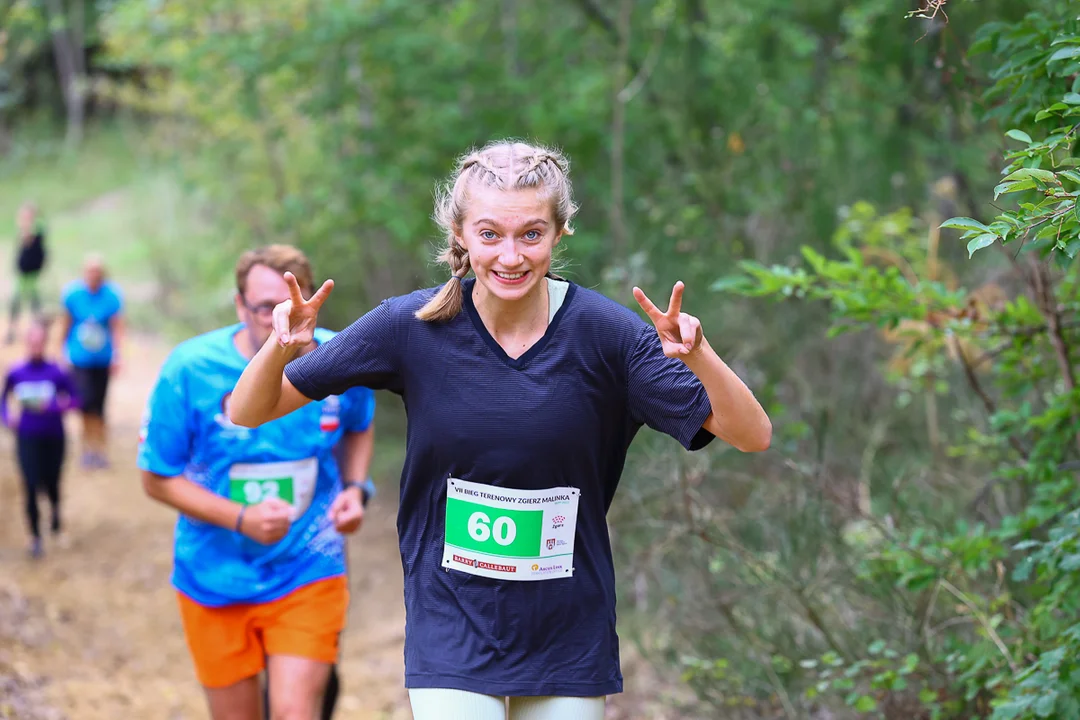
[
  {"xmin": 943, "ymin": 9, "xmax": 1080, "ymax": 266},
  {"xmin": 704, "ymin": 3, "xmax": 1080, "ymax": 717}
]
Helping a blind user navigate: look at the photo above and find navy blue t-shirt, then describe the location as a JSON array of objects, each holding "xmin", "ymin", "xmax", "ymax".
[{"xmin": 285, "ymin": 278, "xmax": 714, "ymax": 697}]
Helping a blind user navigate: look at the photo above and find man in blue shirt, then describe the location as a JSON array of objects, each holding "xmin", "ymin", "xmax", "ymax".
[
  {"xmin": 61, "ymin": 253, "xmax": 124, "ymax": 469},
  {"xmin": 138, "ymin": 245, "xmax": 376, "ymax": 720}
]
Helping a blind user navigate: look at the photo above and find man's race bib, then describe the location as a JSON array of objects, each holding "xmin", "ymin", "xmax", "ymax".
[
  {"xmin": 76, "ymin": 318, "xmax": 108, "ymax": 352},
  {"xmin": 14, "ymin": 380, "xmax": 56, "ymax": 413},
  {"xmin": 442, "ymin": 478, "xmax": 580, "ymax": 581},
  {"xmin": 228, "ymin": 457, "xmax": 318, "ymax": 522}
]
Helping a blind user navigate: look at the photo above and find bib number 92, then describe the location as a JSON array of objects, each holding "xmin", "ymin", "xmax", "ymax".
[{"xmin": 467, "ymin": 511, "xmax": 517, "ymax": 546}]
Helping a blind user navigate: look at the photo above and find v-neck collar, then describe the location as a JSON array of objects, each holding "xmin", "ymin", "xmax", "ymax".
[{"xmin": 462, "ymin": 277, "xmax": 576, "ymax": 370}]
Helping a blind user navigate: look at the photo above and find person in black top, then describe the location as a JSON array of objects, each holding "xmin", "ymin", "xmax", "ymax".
[{"xmin": 8, "ymin": 202, "xmax": 46, "ymax": 345}]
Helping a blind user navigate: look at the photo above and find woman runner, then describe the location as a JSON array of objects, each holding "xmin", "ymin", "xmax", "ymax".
[
  {"xmin": 2, "ymin": 318, "xmax": 80, "ymax": 557},
  {"xmin": 228, "ymin": 140, "xmax": 772, "ymax": 720}
]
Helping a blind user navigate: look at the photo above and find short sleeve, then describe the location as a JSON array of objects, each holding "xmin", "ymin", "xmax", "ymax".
[
  {"xmin": 285, "ymin": 300, "xmax": 401, "ymax": 400},
  {"xmin": 340, "ymin": 386, "xmax": 376, "ymax": 433},
  {"xmin": 626, "ymin": 325, "xmax": 715, "ymax": 451},
  {"xmin": 137, "ymin": 352, "xmax": 194, "ymax": 477},
  {"xmin": 108, "ymin": 285, "xmax": 124, "ymax": 316}
]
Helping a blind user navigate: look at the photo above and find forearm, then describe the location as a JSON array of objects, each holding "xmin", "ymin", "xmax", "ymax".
[
  {"xmin": 683, "ymin": 337, "xmax": 772, "ymax": 452},
  {"xmin": 341, "ymin": 427, "xmax": 375, "ymax": 481},
  {"xmin": 142, "ymin": 471, "xmax": 243, "ymax": 530},
  {"xmin": 59, "ymin": 314, "xmax": 72, "ymax": 351},
  {"xmin": 111, "ymin": 315, "xmax": 126, "ymax": 361},
  {"xmin": 230, "ymin": 335, "xmax": 301, "ymax": 427}
]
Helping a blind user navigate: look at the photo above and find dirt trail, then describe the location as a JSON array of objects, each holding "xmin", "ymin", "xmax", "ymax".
[{"xmin": 0, "ymin": 329, "xmax": 412, "ymax": 720}]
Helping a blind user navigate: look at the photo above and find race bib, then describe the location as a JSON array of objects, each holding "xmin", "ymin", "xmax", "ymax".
[
  {"xmin": 76, "ymin": 318, "xmax": 108, "ymax": 352},
  {"xmin": 14, "ymin": 381, "xmax": 56, "ymax": 413},
  {"xmin": 228, "ymin": 457, "xmax": 318, "ymax": 522},
  {"xmin": 442, "ymin": 477, "xmax": 580, "ymax": 581}
]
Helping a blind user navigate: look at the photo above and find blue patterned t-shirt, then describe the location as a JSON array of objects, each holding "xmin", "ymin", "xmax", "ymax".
[{"xmin": 137, "ymin": 324, "xmax": 375, "ymax": 606}]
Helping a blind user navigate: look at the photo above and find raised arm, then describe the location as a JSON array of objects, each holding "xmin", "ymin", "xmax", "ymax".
[
  {"xmin": 634, "ymin": 282, "xmax": 771, "ymax": 453},
  {"xmin": 229, "ymin": 338, "xmax": 315, "ymax": 427},
  {"xmin": 229, "ymin": 272, "xmax": 334, "ymax": 428}
]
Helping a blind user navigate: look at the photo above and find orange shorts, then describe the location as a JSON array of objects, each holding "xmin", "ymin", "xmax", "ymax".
[{"xmin": 176, "ymin": 576, "xmax": 349, "ymax": 689}]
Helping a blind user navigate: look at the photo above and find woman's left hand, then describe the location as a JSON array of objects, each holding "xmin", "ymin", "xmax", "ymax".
[{"xmin": 633, "ymin": 281, "xmax": 704, "ymax": 359}]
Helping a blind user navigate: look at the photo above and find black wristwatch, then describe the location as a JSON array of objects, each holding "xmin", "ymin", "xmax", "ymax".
[{"xmin": 343, "ymin": 478, "xmax": 376, "ymax": 507}]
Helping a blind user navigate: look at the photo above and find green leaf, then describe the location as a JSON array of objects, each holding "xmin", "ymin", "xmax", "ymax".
[
  {"xmin": 1049, "ymin": 46, "xmax": 1080, "ymax": 62},
  {"xmin": 1037, "ymin": 103, "xmax": 1071, "ymax": 121},
  {"xmin": 902, "ymin": 653, "xmax": 920, "ymax": 674},
  {"xmin": 919, "ymin": 688, "xmax": 938, "ymax": 704},
  {"xmin": 799, "ymin": 659, "xmax": 818, "ymax": 669},
  {"xmin": 1006, "ymin": 129, "xmax": 1033, "ymax": 144},
  {"xmin": 854, "ymin": 696, "xmax": 877, "ymax": 712},
  {"xmin": 1034, "ymin": 693, "xmax": 1057, "ymax": 718},
  {"xmin": 1013, "ymin": 556, "xmax": 1034, "ymax": 581},
  {"xmin": 995, "ymin": 180, "xmax": 1037, "ymax": 199},
  {"xmin": 940, "ymin": 217, "xmax": 989, "ymax": 232},
  {"xmin": 968, "ymin": 234, "xmax": 997, "ymax": 257},
  {"xmin": 710, "ymin": 275, "xmax": 755, "ymax": 293},
  {"xmin": 1065, "ymin": 93, "xmax": 1080, "ymax": 105},
  {"xmin": 867, "ymin": 639, "xmax": 886, "ymax": 655},
  {"xmin": 1002, "ymin": 167, "xmax": 1057, "ymax": 184}
]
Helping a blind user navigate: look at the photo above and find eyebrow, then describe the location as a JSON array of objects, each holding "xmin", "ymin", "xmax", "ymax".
[{"xmin": 472, "ymin": 218, "xmax": 550, "ymax": 227}]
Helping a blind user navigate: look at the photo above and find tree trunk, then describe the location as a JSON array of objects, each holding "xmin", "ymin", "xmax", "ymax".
[{"xmin": 43, "ymin": 0, "xmax": 87, "ymax": 150}]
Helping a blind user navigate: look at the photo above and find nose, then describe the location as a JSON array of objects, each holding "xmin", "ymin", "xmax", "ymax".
[{"xmin": 497, "ymin": 238, "xmax": 523, "ymax": 268}]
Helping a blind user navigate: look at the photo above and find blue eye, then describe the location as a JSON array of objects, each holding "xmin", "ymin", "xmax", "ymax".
[
  {"xmin": 480, "ymin": 230, "xmax": 498, "ymax": 240},
  {"xmin": 525, "ymin": 230, "xmax": 541, "ymax": 240}
]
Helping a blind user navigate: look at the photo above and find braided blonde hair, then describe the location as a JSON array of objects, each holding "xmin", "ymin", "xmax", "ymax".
[{"xmin": 415, "ymin": 140, "xmax": 579, "ymax": 322}]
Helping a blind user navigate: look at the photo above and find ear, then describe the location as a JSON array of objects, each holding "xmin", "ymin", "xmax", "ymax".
[
  {"xmin": 553, "ymin": 228, "xmax": 565, "ymax": 247},
  {"xmin": 233, "ymin": 291, "xmax": 246, "ymax": 324}
]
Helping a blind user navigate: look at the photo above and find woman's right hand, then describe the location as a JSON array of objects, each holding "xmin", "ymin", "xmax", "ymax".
[{"xmin": 272, "ymin": 272, "xmax": 335, "ymax": 350}]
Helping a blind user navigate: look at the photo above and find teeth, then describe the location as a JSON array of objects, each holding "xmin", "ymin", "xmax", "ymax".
[{"xmin": 496, "ymin": 272, "xmax": 524, "ymax": 279}]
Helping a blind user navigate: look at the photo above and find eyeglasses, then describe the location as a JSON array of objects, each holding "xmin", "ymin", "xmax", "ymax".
[{"xmin": 240, "ymin": 297, "xmax": 280, "ymax": 321}]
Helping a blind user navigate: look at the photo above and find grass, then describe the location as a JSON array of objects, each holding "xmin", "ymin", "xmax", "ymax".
[{"xmin": 0, "ymin": 117, "xmax": 227, "ymax": 336}]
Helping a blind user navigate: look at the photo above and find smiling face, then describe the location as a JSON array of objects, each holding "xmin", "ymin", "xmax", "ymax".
[{"xmin": 457, "ymin": 184, "xmax": 563, "ymax": 307}]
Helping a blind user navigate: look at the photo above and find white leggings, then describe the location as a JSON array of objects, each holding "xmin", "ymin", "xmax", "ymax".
[{"xmin": 409, "ymin": 689, "xmax": 606, "ymax": 720}]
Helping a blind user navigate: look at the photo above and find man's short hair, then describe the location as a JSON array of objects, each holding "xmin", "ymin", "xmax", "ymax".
[{"xmin": 235, "ymin": 245, "xmax": 314, "ymax": 298}]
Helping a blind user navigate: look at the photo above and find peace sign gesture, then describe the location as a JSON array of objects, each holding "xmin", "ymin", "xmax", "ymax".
[
  {"xmin": 633, "ymin": 281, "xmax": 704, "ymax": 359},
  {"xmin": 272, "ymin": 272, "xmax": 335, "ymax": 349}
]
